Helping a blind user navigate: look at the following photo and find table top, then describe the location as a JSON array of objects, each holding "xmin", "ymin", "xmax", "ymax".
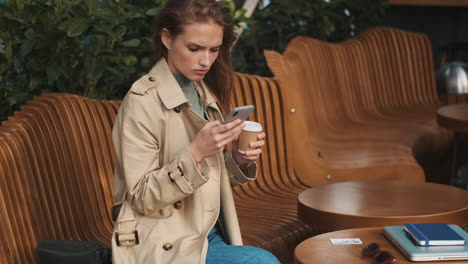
[
  {"xmin": 295, "ymin": 227, "xmax": 468, "ymax": 264},
  {"xmin": 437, "ymin": 103, "xmax": 468, "ymax": 133},
  {"xmin": 298, "ymin": 181, "xmax": 468, "ymax": 233}
]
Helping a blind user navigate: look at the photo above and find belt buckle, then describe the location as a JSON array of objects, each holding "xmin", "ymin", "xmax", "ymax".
[
  {"xmin": 168, "ymin": 166, "xmax": 184, "ymax": 182},
  {"xmin": 115, "ymin": 230, "xmax": 139, "ymax": 247}
]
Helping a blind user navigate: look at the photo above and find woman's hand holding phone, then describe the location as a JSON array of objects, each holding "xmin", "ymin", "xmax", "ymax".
[
  {"xmin": 189, "ymin": 105, "xmax": 263, "ymax": 166},
  {"xmin": 189, "ymin": 119, "xmax": 246, "ymax": 164}
]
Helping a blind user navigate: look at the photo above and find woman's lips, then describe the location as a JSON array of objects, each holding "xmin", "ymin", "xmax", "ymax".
[{"xmin": 194, "ymin": 69, "xmax": 208, "ymax": 75}]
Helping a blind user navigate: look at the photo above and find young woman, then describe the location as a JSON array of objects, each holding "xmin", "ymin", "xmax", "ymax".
[{"xmin": 111, "ymin": 0, "xmax": 280, "ymax": 263}]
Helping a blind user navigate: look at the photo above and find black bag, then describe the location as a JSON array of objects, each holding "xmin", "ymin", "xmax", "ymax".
[{"xmin": 35, "ymin": 240, "xmax": 111, "ymax": 264}]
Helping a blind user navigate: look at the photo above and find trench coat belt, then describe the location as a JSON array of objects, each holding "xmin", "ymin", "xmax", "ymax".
[{"xmin": 115, "ymin": 198, "xmax": 139, "ymax": 247}]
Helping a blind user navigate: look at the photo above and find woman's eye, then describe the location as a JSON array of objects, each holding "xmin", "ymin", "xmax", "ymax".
[
  {"xmin": 211, "ymin": 48, "xmax": 220, "ymax": 53},
  {"xmin": 188, "ymin": 47, "xmax": 198, "ymax": 52}
]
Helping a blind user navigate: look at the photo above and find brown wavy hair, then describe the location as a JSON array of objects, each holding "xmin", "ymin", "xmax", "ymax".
[{"xmin": 152, "ymin": 0, "xmax": 236, "ymax": 115}]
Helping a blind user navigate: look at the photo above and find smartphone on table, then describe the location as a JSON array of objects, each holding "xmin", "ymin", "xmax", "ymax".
[{"xmin": 223, "ymin": 105, "xmax": 254, "ymax": 124}]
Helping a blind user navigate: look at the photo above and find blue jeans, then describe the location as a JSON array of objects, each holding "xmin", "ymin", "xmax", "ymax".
[{"xmin": 206, "ymin": 224, "xmax": 280, "ymax": 264}]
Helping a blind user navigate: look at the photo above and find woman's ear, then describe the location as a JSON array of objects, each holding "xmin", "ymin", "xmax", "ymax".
[{"xmin": 161, "ymin": 28, "xmax": 172, "ymax": 50}]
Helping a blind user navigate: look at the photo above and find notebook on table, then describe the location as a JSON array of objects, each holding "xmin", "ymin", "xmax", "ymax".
[
  {"xmin": 404, "ymin": 223, "xmax": 466, "ymax": 246},
  {"xmin": 384, "ymin": 225, "xmax": 468, "ymax": 261}
]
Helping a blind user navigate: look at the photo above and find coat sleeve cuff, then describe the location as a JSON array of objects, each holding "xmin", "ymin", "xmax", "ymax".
[
  {"xmin": 167, "ymin": 146, "xmax": 210, "ymax": 194},
  {"xmin": 224, "ymin": 151, "xmax": 257, "ymax": 186}
]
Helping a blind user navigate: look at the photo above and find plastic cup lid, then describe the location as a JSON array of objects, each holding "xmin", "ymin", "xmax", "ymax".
[{"xmin": 243, "ymin": 121, "xmax": 262, "ymax": 132}]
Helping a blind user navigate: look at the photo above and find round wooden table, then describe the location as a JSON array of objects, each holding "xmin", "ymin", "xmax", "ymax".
[
  {"xmin": 437, "ymin": 103, "xmax": 468, "ymax": 189},
  {"xmin": 295, "ymin": 227, "xmax": 468, "ymax": 264},
  {"xmin": 437, "ymin": 103, "xmax": 468, "ymax": 133},
  {"xmin": 298, "ymin": 181, "xmax": 468, "ymax": 233}
]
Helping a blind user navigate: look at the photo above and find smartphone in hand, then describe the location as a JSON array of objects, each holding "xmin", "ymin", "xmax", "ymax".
[{"xmin": 223, "ymin": 105, "xmax": 254, "ymax": 124}]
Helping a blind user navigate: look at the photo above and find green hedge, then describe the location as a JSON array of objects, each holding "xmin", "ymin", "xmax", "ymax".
[
  {"xmin": 233, "ymin": 0, "xmax": 387, "ymax": 76},
  {"xmin": 0, "ymin": 0, "xmax": 166, "ymax": 121},
  {"xmin": 0, "ymin": 0, "xmax": 386, "ymax": 121}
]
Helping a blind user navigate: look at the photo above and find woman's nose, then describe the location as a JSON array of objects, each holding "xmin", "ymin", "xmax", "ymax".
[{"xmin": 199, "ymin": 51, "xmax": 210, "ymax": 67}]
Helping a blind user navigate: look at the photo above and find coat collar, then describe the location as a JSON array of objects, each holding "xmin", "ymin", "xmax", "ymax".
[
  {"xmin": 149, "ymin": 59, "xmax": 187, "ymax": 110},
  {"xmin": 148, "ymin": 58, "xmax": 220, "ymax": 112}
]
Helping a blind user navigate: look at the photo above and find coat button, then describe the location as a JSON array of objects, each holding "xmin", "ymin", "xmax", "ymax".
[
  {"xmin": 148, "ymin": 76, "xmax": 156, "ymax": 82},
  {"xmin": 174, "ymin": 106, "xmax": 181, "ymax": 113},
  {"xmin": 162, "ymin": 242, "xmax": 173, "ymax": 251},
  {"xmin": 173, "ymin": 201, "xmax": 182, "ymax": 209}
]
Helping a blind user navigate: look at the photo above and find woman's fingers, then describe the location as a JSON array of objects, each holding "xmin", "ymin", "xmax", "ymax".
[
  {"xmin": 213, "ymin": 119, "xmax": 243, "ymax": 134},
  {"xmin": 213, "ymin": 120, "xmax": 244, "ymax": 142},
  {"xmin": 197, "ymin": 120, "xmax": 263, "ymax": 159},
  {"xmin": 243, "ymin": 133, "xmax": 266, "ymax": 161},
  {"xmin": 217, "ymin": 129, "xmax": 243, "ymax": 148},
  {"xmin": 249, "ymin": 140, "xmax": 265, "ymax": 148},
  {"xmin": 239, "ymin": 152, "xmax": 261, "ymax": 161},
  {"xmin": 257, "ymin": 132, "xmax": 266, "ymax": 140},
  {"xmin": 245, "ymin": 148, "xmax": 262, "ymax": 157},
  {"xmin": 207, "ymin": 120, "xmax": 221, "ymax": 129}
]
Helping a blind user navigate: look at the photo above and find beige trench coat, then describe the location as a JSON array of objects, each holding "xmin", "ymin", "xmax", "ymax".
[{"xmin": 111, "ymin": 58, "xmax": 257, "ymax": 264}]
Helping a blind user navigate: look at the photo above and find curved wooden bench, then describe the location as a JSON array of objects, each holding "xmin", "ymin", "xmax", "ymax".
[
  {"xmin": 0, "ymin": 94, "xmax": 118, "ymax": 263},
  {"xmin": 265, "ymin": 27, "xmax": 452, "ymax": 186},
  {"xmin": 0, "ymin": 73, "xmax": 313, "ymax": 263}
]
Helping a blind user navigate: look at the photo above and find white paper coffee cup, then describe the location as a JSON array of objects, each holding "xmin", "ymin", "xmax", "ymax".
[{"xmin": 238, "ymin": 121, "xmax": 262, "ymax": 154}]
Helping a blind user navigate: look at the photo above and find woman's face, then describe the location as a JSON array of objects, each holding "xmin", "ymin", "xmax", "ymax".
[{"xmin": 162, "ymin": 21, "xmax": 223, "ymax": 81}]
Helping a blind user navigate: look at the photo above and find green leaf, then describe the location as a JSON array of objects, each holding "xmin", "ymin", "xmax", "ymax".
[
  {"xmin": 94, "ymin": 8, "xmax": 118, "ymax": 23},
  {"xmin": 15, "ymin": 0, "xmax": 25, "ymax": 10},
  {"xmin": 106, "ymin": 65, "xmax": 121, "ymax": 76},
  {"xmin": 121, "ymin": 39, "xmax": 140, "ymax": 47},
  {"xmin": 217, "ymin": 0, "xmax": 235, "ymax": 14},
  {"xmin": 145, "ymin": 7, "xmax": 158, "ymax": 16},
  {"xmin": 3, "ymin": 12, "xmax": 25, "ymax": 24},
  {"xmin": 27, "ymin": 57, "xmax": 44, "ymax": 71},
  {"xmin": 113, "ymin": 26, "xmax": 127, "ymax": 39},
  {"xmin": 29, "ymin": 77, "xmax": 42, "ymax": 91},
  {"xmin": 7, "ymin": 91, "xmax": 27, "ymax": 106},
  {"xmin": 66, "ymin": 17, "xmax": 90, "ymax": 37},
  {"xmin": 86, "ymin": 0, "xmax": 99, "ymax": 14},
  {"xmin": 3, "ymin": 41, "xmax": 13, "ymax": 61},
  {"xmin": 57, "ymin": 19, "xmax": 71, "ymax": 31},
  {"xmin": 234, "ymin": 8, "xmax": 247, "ymax": 20},
  {"xmin": 228, "ymin": 0, "xmax": 235, "ymax": 12},
  {"xmin": 123, "ymin": 55, "xmax": 137, "ymax": 66},
  {"xmin": 140, "ymin": 57, "xmax": 152, "ymax": 68},
  {"xmin": 64, "ymin": 4, "xmax": 88, "ymax": 18},
  {"xmin": 87, "ymin": 57, "xmax": 105, "ymax": 81},
  {"xmin": 0, "ymin": 4, "xmax": 12, "ymax": 13},
  {"xmin": 46, "ymin": 63, "xmax": 62, "ymax": 84},
  {"xmin": 19, "ymin": 39, "xmax": 34, "ymax": 58},
  {"xmin": 6, "ymin": 0, "xmax": 14, "ymax": 7}
]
